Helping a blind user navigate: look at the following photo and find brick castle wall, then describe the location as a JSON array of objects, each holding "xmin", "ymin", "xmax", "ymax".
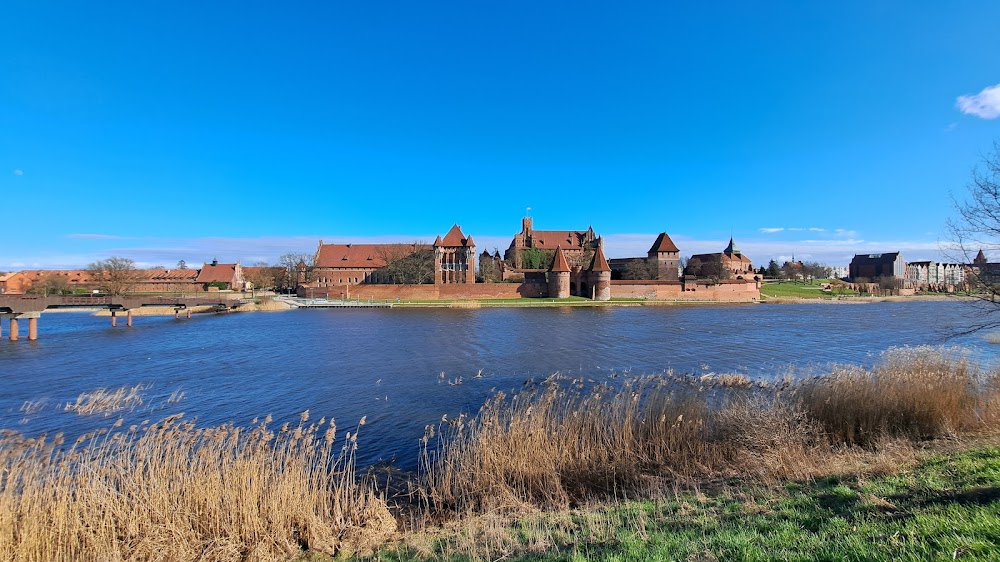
[{"xmin": 300, "ymin": 279, "xmax": 759, "ymax": 301}]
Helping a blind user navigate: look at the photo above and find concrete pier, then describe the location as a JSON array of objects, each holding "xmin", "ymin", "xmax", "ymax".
[
  {"xmin": 28, "ymin": 316, "xmax": 38, "ymax": 341},
  {"xmin": 9, "ymin": 317, "xmax": 18, "ymax": 341}
]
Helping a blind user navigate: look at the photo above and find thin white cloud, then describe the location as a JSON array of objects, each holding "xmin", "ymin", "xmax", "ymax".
[
  {"xmin": 13, "ymin": 169, "xmax": 24, "ymax": 176},
  {"xmin": 808, "ymin": 228, "xmax": 825, "ymax": 232},
  {"xmin": 759, "ymin": 227, "xmax": 784, "ymax": 234},
  {"xmin": 956, "ymin": 83, "xmax": 1000, "ymax": 119}
]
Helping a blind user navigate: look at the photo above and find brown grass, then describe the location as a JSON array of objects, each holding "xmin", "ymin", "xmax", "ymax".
[
  {"xmin": 798, "ymin": 347, "xmax": 999, "ymax": 445},
  {"xmin": 0, "ymin": 413, "xmax": 393, "ymax": 561},
  {"xmin": 418, "ymin": 346, "xmax": 1000, "ymax": 517}
]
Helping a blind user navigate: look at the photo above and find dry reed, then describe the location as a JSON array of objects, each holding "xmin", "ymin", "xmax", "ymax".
[
  {"xmin": 64, "ymin": 384, "xmax": 146, "ymax": 415},
  {"xmin": 0, "ymin": 413, "xmax": 393, "ymax": 561},
  {"xmin": 798, "ymin": 347, "xmax": 997, "ymax": 445},
  {"xmin": 418, "ymin": 346, "xmax": 1000, "ymax": 517}
]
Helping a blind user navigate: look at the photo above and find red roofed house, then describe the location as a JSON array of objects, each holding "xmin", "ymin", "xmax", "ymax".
[
  {"xmin": 311, "ymin": 241, "xmax": 430, "ymax": 286},
  {"xmin": 133, "ymin": 268, "xmax": 201, "ymax": 292},
  {"xmin": 195, "ymin": 260, "xmax": 245, "ymax": 291},
  {"xmin": 0, "ymin": 270, "xmax": 97, "ymax": 294}
]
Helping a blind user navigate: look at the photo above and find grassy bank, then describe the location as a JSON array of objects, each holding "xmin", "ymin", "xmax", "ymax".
[{"xmin": 365, "ymin": 444, "xmax": 1000, "ymax": 561}]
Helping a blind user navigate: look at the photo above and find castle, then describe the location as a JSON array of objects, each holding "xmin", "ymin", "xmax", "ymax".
[{"xmin": 299, "ymin": 218, "xmax": 759, "ymax": 302}]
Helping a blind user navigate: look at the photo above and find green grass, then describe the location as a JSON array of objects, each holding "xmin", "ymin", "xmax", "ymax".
[
  {"xmin": 355, "ymin": 445, "xmax": 1000, "ymax": 561},
  {"xmin": 761, "ymin": 280, "xmax": 844, "ymax": 299}
]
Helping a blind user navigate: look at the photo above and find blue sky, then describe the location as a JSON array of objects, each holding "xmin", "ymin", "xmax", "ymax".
[{"xmin": 2, "ymin": 1, "xmax": 999, "ymax": 269}]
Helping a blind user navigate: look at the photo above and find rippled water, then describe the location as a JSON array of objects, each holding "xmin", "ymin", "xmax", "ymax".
[{"xmin": 1, "ymin": 301, "xmax": 996, "ymax": 468}]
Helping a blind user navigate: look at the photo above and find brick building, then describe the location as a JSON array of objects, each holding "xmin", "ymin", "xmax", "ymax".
[
  {"xmin": 686, "ymin": 237, "xmax": 756, "ymax": 279},
  {"xmin": 504, "ymin": 217, "xmax": 601, "ymax": 269},
  {"xmin": 433, "ymin": 224, "xmax": 476, "ymax": 284}
]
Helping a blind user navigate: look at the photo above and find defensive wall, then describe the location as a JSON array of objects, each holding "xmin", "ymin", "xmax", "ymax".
[{"xmin": 300, "ymin": 279, "xmax": 759, "ymax": 302}]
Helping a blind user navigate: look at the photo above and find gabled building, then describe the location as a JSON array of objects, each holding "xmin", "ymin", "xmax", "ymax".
[
  {"xmin": 433, "ymin": 224, "xmax": 476, "ymax": 284},
  {"xmin": 505, "ymin": 217, "xmax": 601, "ymax": 269},
  {"xmin": 312, "ymin": 242, "xmax": 429, "ymax": 286},
  {"xmin": 195, "ymin": 260, "xmax": 245, "ymax": 291},
  {"xmin": 687, "ymin": 237, "xmax": 756, "ymax": 279}
]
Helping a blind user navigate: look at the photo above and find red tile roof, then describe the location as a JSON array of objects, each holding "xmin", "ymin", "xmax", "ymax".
[
  {"xmin": 550, "ymin": 246, "xmax": 571, "ymax": 272},
  {"xmin": 531, "ymin": 230, "xmax": 589, "ymax": 250},
  {"xmin": 314, "ymin": 243, "xmax": 429, "ymax": 269},
  {"xmin": 195, "ymin": 263, "xmax": 239, "ymax": 283},
  {"xmin": 648, "ymin": 232, "xmax": 680, "ymax": 253},
  {"xmin": 438, "ymin": 224, "xmax": 474, "ymax": 247},
  {"xmin": 147, "ymin": 269, "xmax": 199, "ymax": 281},
  {"xmin": 589, "ymin": 245, "xmax": 611, "ymax": 272}
]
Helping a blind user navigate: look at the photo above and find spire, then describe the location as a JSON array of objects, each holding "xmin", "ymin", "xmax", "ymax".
[
  {"xmin": 549, "ymin": 246, "xmax": 570, "ymax": 272},
  {"xmin": 724, "ymin": 237, "xmax": 740, "ymax": 256},
  {"xmin": 975, "ymin": 249, "xmax": 988, "ymax": 264},
  {"xmin": 589, "ymin": 244, "xmax": 611, "ymax": 272},
  {"xmin": 433, "ymin": 235, "xmax": 443, "ymax": 246}
]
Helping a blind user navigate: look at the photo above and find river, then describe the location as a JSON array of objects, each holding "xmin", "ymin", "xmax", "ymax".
[{"xmin": 1, "ymin": 300, "xmax": 996, "ymax": 468}]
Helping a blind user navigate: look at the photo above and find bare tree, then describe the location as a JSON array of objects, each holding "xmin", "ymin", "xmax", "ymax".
[
  {"xmin": 374, "ymin": 243, "xmax": 433, "ymax": 284},
  {"xmin": 622, "ymin": 258, "xmax": 657, "ymax": 280},
  {"xmin": 278, "ymin": 252, "xmax": 314, "ymax": 290},
  {"xmin": 244, "ymin": 262, "xmax": 283, "ymax": 293},
  {"xmin": 87, "ymin": 257, "xmax": 142, "ymax": 295},
  {"xmin": 947, "ymin": 141, "xmax": 1000, "ymax": 332}
]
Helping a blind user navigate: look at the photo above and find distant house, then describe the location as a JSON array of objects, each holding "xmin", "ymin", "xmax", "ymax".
[
  {"xmin": 849, "ymin": 252, "xmax": 905, "ymax": 280},
  {"xmin": 194, "ymin": 260, "xmax": 245, "ymax": 291},
  {"xmin": 0, "ymin": 270, "xmax": 97, "ymax": 295},
  {"xmin": 134, "ymin": 268, "xmax": 201, "ymax": 293}
]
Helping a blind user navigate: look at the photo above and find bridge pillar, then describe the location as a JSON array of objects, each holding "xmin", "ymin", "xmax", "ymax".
[
  {"xmin": 186, "ymin": 309, "xmax": 192, "ymax": 319},
  {"xmin": 9, "ymin": 317, "xmax": 18, "ymax": 341},
  {"xmin": 127, "ymin": 310, "xmax": 133, "ymax": 327},
  {"xmin": 28, "ymin": 317, "xmax": 38, "ymax": 341},
  {"xmin": 111, "ymin": 311, "xmax": 117, "ymax": 327},
  {"xmin": 174, "ymin": 308, "xmax": 180, "ymax": 319}
]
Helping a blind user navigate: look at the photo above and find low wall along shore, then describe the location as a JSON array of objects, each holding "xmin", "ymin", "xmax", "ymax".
[{"xmin": 301, "ymin": 279, "xmax": 760, "ymax": 302}]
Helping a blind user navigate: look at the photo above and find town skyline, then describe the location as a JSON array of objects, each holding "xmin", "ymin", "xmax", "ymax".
[{"xmin": 3, "ymin": 2, "xmax": 999, "ymax": 269}]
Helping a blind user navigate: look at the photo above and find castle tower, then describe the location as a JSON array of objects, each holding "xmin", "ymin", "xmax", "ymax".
[
  {"xmin": 975, "ymin": 249, "xmax": 988, "ymax": 265},
  {"xmin": 647, "ymin": 232, "xmax": 680, "ymax": 281},
  {"xmin": 588, "ymin": 245, "xmax": 612, "ymax": 301},
  {"xmin": 434, "ymin": 225, "xmax": 476, "ymax": 284},
  {"xmin": 548, "ymin": 246, "xmax": 571, "ymax": 298}
]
